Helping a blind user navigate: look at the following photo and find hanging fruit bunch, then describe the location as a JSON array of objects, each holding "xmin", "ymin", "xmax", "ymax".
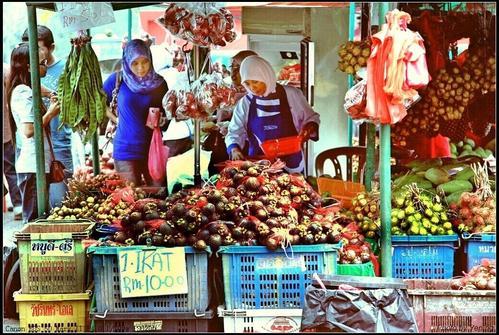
[
  {"xmin": 159, "ymin": 3, "xmax": 236, "ymax": 47},
  {"xmin": 391, "ymin": 47, "xmax": 496, "ymax": 147},
  {"xmin": 391, "ymin": 184, "xmax": 455, "ymax": 236},
  {"xmin": 337, "ymin": 40, "xmax": 371, "ymax": 75},
  {"xmin": 343, "ymin": 191, "xmax": 380, "ymax": 239},
  {"xmin": 58, "ymin": 34, "xmax": 107, "ymax": 143},
  {"xmin": 337, "ymin": 223, "xmax": 375, "ymax": 264}
]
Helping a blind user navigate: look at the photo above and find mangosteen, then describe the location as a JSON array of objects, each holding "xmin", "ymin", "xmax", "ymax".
[
  {"xmin": 130, "ymin": 211, "xmax": 143, "ymax": 223},
  {"xmin": 254, "ymin": 208, "xmax": 268, "ymax": 222},
  {"xmin": 144, "ymin": 202, "xmax": 158, "ymax": 213},
  {"xmin": 185, "ymin": 221, "xmax": 198, "ymax": 233},
  {"xmin": 315, "ymin": 233, "xmax": 327, "ymax": 244},
  {"xmin": 225, "ymin": 188, "xmax": 238, "ymax": 198},
  {"xmin": 266, "ymin": 218, "xmax": 280, "ymax": 229},
  {"xmin": 157, "ymin": 200, "xmax": 169, "ymax": 212},
  {"xmin": 113, "ymin": 231, "xmax": 127, "ymax": 244},
  {"xmin": 121, "ymin": 215, "xmax": 132, "ymax": 227},
  {"xmin": 208, "ymin": 234, "xmax": 223, "ymax": 249},
  {"xmin": 152, "ymin": 233, "xmax": 164, "ymax": 246},
  {"xmin": 265, "ymin": 236, "xmax": 279, "ymax": 251},
  {"xmin": 302, "ymin": 233, "xmax": 315, "ymax": 245},
  {"xmin": 134, "ymin": 220, "xmax": 146, "ymax": 234},
  {"xmin": 193, "ymin": 239, "xmax": 207, "ymax": 251},
  {"xmin": 241, "ymin": 161, "xmax": 254, "ymax": 171},
  {"xmin": 238, "ymin": 217, "xmax": 252, "ymax": 230},
  {"xmin": 145, "ymin": 211, "xmax": 160, "ymax": 221},
  {"xmin": 217, "ymin": 223, "xmax": 230, "ymax": 237},
  {"xmin": 207, "ymin": 190, "xmax": 223, "ymax": 203},
  {"xmin": 236, "ymin": 184, "xmax": 246, "ymax": 195},
  {"xmin": 246, "ymin": 166, "xmax": 260, "ymax": 177},
  {"xmin": 138, "ymin": 231, "xmax": 153, "ymax": 245},
  {"xmin": 159, "ymin": 222, "xmax": 174, "ymax": 236},
  {"xmin": 231, "ymin": 227, "xmax": 246, "ymax": 240},
  {"xmin": 308, "ymin": 222, "xmax": 322, "ymax": 235},
  {"xmin": 202, "ymin": 203, "xmax": 216, "ymax": 216},
  {"xmin": 223, "ymin": 167, "xmax": 238, "ymax": 179},
  {"xmin": 233, "ymin": 172, "xmax": 245, "ymax": 185},
  {"xmin": 174, "ymin": 233, "xmax": 187, "ymax": 246},
  {"xmin": 216, "ymin": 201, "xmax": 226, "ymax": 213},
  {"xmin": 163, "ymin": 235, "xmax": 176, "ymax": 247},
  {"xmin": 197, "ymin": 229, "xmax": 211, "ymax": 242},
  {"xmin": 245, "ymin": 230, "xmax": 256, "ymax": 240},
  {"xmin": 222, "ymin": 235, "xmax": 234, "ymax": 246},
  {"xmin": 185, "ymin": 209, "xmax": 198, "ymax": 222},
  {"xmin": 173, "ymin": 203, "xmax": 187, "ymax": 217},
  {"xmin": 244, "ymin": 177, "xmax": 261, "ymax": 191},
  {"xmin": 198, "ymin": 214, "xmax": 210, "ymax": 226},
  {"xmin": 186, "ymin": 234, "xmax": 198, "ymax": 246},
  {"xmin": 175, "ymin": 218, "xmax": 188, "ymax": 231},
  {"xmin": 224, "ymin": 203, "xmax": 237, "ymax": 213}
]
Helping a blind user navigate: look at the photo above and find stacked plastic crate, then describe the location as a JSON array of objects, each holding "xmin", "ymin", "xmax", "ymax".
[
  {"xmin": 217, "ymin": 244, "xmax": 340, "ymax": 333},
  {"xmin": 13, "ymin": 219, "xmax": 96, "ymax": 333},
  {"xmin": 87, "ymin": 245, "xmax": 213, "ymax": 332}
]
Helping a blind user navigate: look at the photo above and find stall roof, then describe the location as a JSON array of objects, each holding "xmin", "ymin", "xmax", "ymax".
[{"xmin": 26, "ymin": 2, "xmax": 162, "ymax": 11}]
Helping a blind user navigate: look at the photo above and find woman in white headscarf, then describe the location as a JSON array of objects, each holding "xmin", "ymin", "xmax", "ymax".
[{"xmin": 225, "ymin": 55, "xmax": 320, "ymax": 173}]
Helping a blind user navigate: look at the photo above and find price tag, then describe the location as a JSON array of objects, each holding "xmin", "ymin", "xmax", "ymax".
[
  {"xmin": 55, "ymin": 2, "xmax": 115, "ymax": 31},
  {"xmin": 117, "ymin": 247, "xmax": 188, "ymax": 298}
]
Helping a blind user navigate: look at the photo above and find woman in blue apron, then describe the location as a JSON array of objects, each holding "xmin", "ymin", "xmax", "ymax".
[{"xmin": 225, "ymin": 55, "xmax": 320, "ymax": 173}]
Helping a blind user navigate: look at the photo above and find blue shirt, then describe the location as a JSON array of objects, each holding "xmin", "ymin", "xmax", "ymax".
[
  {"xmin": 103, "ymin": 72, "xmax": 168, "ymax": 161},
  {"xmin": 41, "ymin": 59, "xmax": 72, "ymax": 152}
]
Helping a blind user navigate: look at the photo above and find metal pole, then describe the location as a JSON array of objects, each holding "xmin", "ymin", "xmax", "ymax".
[
  {"xmin": 128, "ymin": 9, "xmax": 132, "ymax": 42},
  {"xmin": 347, "ymin": 2, "xmax": 356, "ymax": 146},
  {"xmin": 27, "ymin": 4, "xmax": 48, "ymax": 217},
  {"xmin": 86, "ymin": 28, "xmax": 101, "ymax": 176},
  {"xmin": 380, "ymin": 124, "xmax": 392, "ymax": 277},
  {"xmin": 378, "ymin": 2, "xmax": 392, "ymax": 278},
  {"xmin": 193, "ymin": 46, "xmax": 201, "ymax": 186}
]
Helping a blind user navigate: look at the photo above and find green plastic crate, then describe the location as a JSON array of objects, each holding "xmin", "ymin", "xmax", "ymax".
[
  {"xmin": 365, "ymin": 237, "xmax": 379, "ymax": 255},
  {"xmin": 337, "ymin": 261, "xmax": 375, "ymax": 277},
  {"xmin": 14, "ymin": 219, "xmax": 95, "ymax": 294}
]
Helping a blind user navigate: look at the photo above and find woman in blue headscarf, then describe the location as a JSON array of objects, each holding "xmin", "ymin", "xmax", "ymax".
[{"xmin": 103, "ymin": 39, "xmax": 168, "ymax": 186}]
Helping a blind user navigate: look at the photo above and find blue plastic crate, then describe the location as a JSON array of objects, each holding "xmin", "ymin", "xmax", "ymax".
[
  {"xmin": 391, "ymin": 235, "xmax": 459, "ymax": 279},
  {"xmin": 462, "ymin": 233, "xmax": 496, "ymax": 271},
  {"xmin": 87, "ymin": 246, "xmax": 210, "ymax": 313},
  {"xmin": 217, "ymin": 244, "xmax": 340, "ymax": 309}
]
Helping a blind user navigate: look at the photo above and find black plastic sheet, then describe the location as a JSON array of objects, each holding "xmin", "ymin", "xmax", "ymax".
[{"xmin": 301, "ymin": 285, "xmax": 418, "ymax": 333}]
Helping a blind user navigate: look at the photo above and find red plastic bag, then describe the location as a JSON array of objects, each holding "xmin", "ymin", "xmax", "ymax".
[{"xmin": 148, "ymin": 127, "xmax": 169, "ymax": 182}]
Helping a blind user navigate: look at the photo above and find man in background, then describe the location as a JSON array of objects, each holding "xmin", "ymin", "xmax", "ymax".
[{"xmin": 22, "ymin": 25, "xmax": 74, "ymax": 208}]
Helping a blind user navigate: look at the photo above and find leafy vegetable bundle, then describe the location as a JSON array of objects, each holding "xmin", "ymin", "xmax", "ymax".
[{"xmin": 57, "ymin": 35, "xmax": 107, "ymax": 143}]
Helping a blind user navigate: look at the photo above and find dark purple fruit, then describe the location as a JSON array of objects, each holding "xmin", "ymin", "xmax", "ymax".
[
  {"xmin": 231, "ymin": 227, "xmax": 246, "ymax": 240},
  {"xmin": 159, "ymin": 222, "xmax": 174, "ymax": 236},
  {"xmin": 207, "ymin": 190, "xmax": 223, "ymax": 203},
  {"xmin": 246, "ymin": 166, "xmax": 260, "ymax": 177},
  {"xmin": 193, "ymin": 239, "xmax": 207, "ymax": 251},
  {"xmin": 114, "ymin": 231, "xmax": 127, "ymax": 244},
  {"xmin": 152, "ymin": 233, "xmax": 164, "ymax": 246},
  {"xmin": 186, "ymin": 234, "xmax": 198, "ymax": 246},
  {"xmin": 254, "ymin": 208, "xmax": 268, "ymax": 222},
  {"xmin": 174, "ymin": 233, "xmax": 187, "ymax": 246},
  {"xmin": 145, "ymin": 211, "xmax": 160, "ymax": 221},
  {"xmin": 222, "ymin": 235, "xmax": 234, "ymax": 246},
  {"xmin": 266, "ymin": 218, "xmax": 280, "ymax": 229},
  {"xmin": 197, "ymin": 229, "xmax": 211, "ymax": 241},
  {"xmin": 163, "ymin": 235, "xmax": 176, "ymax": 247},
  {"xmin": 157, "ymin": 200, "xmax": 169, "ymax": 211},
  {"xmin": 134, "ymin": 220, "xmax": 146, "ymax": 234},
  {"xmin": 233, "ymin": 172, "xmax": 245, "ymax": 185},
  {"xmin": 302, "ymin": 233, "xmax": 315, "ymax": 245},
  {"xmin": 198, "ymin": 214, "xmax": 210, "ymax": 226},
  {"xmin": 244, "ymin": 177, "xmax": 261, "ymax": 191},
  {"xmin": 130, "ymin": 211, "xmax": 143, "ymax": 223},
  {"xmin": 208, "ymin": 234, "xmax": 223, "ymax": 249},
  {"xmin": 223, "ymin": 167, "xmax": 238, "ymax": 179},
  {"xmin": 173, "ymin": 203, "xmax": 186, "ymax": 217},
  {"xmin": 185, "ymin": 209, "xmax": 198, "ymax": 222},
  {"xmin": 216, "ymin": 201, "xmax": 226, "ymax": 213},
  {"xmin": 245, "ymin": 230, "xmax": 256, "ymax": 239},
  {"xmin": 308, "ymin": 222, "xmax": 322, "ymax": 234},
  {"xmin": 202, "ymin": 203, "xmax": 216, "ymax": 216}
]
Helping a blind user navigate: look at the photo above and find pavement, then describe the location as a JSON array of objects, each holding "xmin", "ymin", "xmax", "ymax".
[{"xmin": 3, "ymin": 210, "xmax": 22, "ymax": 332}]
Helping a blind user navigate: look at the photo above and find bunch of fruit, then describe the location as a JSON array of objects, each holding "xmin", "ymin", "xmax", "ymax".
[
  {"xmin": 337, "ymin": 227, "xmax": 374, "ymax": 264},
  {"xmin": 337, "ymin": 40, "xmax": 371, "ymax": 75},
  {"xmin": 343, "ymin": 191, "xmax": 380, "ymax": 239},
  {"xmin": 391, "ymin": 47, "xmax": 496, "ymax": 147},
  {"xmin": 391, "ymin": 184, "xmax": 455, "ymax": 236},
  {"xmin": 450, "ymin": 138, "xmax": 495, "ymax": 159},
  {"xmin": 84, "ymin": 151, "xmax": 115, "ymax": 172},
  {"xmin": 450, "ymin": 259, "xmax": 496, "ymax": 290}
]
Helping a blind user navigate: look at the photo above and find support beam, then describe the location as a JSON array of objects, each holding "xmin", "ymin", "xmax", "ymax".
[
  {"xmin": 347, "ymin": 2, "xmax": 356, "ymax": 146},
  {"xmin": 128, "ymin": 9, "xmax": 132, "ymax": 41},
  {"xmin": 380, "ymin": 124, "xmax": 392, "ymax": 277},
  {"xmin": 364, "ymin": 124, "xmax": 376, "ymax": 190},
  {"xmin": 27, "ymin": 4, "xmax": 48, "ymax": 217},
  {"xmin": 193, "ymin": 46, "xmax": 201, "ymax": 186}
]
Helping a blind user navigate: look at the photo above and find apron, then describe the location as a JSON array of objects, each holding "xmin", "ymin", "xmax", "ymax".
[{"xmin": 246, "ymin": 84, "xmax": 304, "ymax": 173}]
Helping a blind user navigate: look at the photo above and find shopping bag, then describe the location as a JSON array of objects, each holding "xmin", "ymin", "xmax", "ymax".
[{"xmin": 148, "ymin": 127, "xmax": 169, "ymax": 182}]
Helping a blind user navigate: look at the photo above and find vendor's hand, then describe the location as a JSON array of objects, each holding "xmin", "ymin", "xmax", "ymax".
[
  {"xmin": 230, "ymin": 147, "xmax": 245, "ymax": 161},
  {"xmin": 299, "ymin": 123, "xmax": 317, "ymax": 142},
  {"xmin": 48, "ymin": 101, "xmax": 60, "ymax": 116}
]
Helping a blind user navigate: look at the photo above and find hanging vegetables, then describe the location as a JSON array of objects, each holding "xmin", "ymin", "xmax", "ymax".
[
  {"xmin": 159, "ymin": 3, "xmax": 237, "ymax": 47},
  {"xmin": 57, "ymin": 35, "xmax": 107, "ymax": 143}
]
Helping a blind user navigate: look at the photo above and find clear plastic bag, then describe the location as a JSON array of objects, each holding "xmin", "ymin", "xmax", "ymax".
[{"xmin": 344, "ymin": 79, "xmax": 368, "ymax": 120}]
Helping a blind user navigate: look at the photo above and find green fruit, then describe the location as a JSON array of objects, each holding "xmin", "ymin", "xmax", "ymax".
[
  {"xmin": 414, "ymin": 213, "xmax": 423, "ymax": 221},
  {"xmin": 391, "ymin": 217, "xmax": 399, "ymax": 225},
  {"xmin": 464, "ymin": 138, "xmax": 475, "ymax": 149},
  {"xmin": 409, "ymin": 225, "xmax": 420, "ymax": 235},
  {"xmin": 422, "ymin": 220, "xmax": 431, "ymax": 229},
  {"xmin": 483, "ymin": 149, "xmax": 493, "ymax": 158},
  {"xmin": 446, "ymin": 230, "xmax": 455, "ymax": 235},
  {"xmin": 395, "ymin": 197, "xmax": 405, "ymax": 207},
  {"xmin": 430, "ymin": 216, "xmax": 440, "ymax": 224},
  {"xmin": 440, "ymin": 212, "xmax": 448, "ymax": 222},
  {"xmin": 425, "ymin": 167, "xmax": 450, "ymax": 185},
  {"xmin": 425, "ymin": 208, "xmax": 434, "ymax": 217},
  {"xmin": 443, "ymin": 222, "xmax": 452, "ymax": 230},
  {"xmin": 407, "ymin": 215, "xmax": 415, "ymax": 223},
  {"xmin": 432, "ymin": 203, "xmax": 443, "ymax": 212},
  {"xmin": 436, "ymin": 180, "xmax": 473, "ymax": 195},
  {"xmin": 405, "ymin": 206, "xmax": 416, "ymax": 215},
  {"xmin": 419, "ymin": 227, "xmax": 428, "ymax": 235},
  {"xmin": 391, "ymin": 227, "xmax": 401, "ymax": 235},
  {"xmin": 455, "ymin": 167, "xmax": 475, "ymax": 181},
  {"xmin": 445, "ymin": 190, "xmax": 466, "ymax": 205},
  {"xmin": 397, "ymin": 211, "xmax": 406, "ymax": 220},
  {"xmin": 450, "ymin": 142, "xmax": 457, "ymax": 154},
  {"xmin": 430, "ymin": 225, "xmax": 438, "ymax": 235},
  {"xmin": 437, "ymin": 227, "xmax": 446, "ymax": 235}
]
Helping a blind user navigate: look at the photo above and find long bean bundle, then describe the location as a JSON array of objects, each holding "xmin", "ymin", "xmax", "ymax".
[{"xmin": 57, "ymin": 35, "xmax": 107, "ymax": 143}]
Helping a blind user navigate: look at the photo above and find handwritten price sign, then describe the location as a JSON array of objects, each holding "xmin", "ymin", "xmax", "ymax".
[
  {"xmin": 55, "ymin": 2, "xmax": 115, "ymax": 32},
  {"xmin": 117, "ymin": 247, "xmax": 188, "ymax": 298}
]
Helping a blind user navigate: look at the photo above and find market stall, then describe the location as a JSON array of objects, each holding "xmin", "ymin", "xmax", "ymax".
[{"xmin": 8, "ymin": 2, "xmax": 496, "ymax": 334}]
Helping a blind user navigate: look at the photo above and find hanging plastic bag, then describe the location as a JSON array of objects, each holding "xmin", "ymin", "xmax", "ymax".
[
  {"xmin": 344, "ymin": 79, "xmax": 368, "ymax": 120},
  {"xmin": 147, "ymin": 108, "xmax": 169, "ymax": 182}
]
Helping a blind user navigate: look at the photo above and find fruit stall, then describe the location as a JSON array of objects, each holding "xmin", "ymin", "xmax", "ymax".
[{"xmin": 7, "ymin": 2, "xmax": 496, "ymax": 333}]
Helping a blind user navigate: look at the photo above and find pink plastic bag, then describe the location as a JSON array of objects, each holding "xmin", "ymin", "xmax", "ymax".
[
  {"xmin": 148, "ymin": 127, "xmax": 169, "ymax": 182},
  {"xmin": 405, "ymin": 42, "xmax": 430, "ymax": 89}
]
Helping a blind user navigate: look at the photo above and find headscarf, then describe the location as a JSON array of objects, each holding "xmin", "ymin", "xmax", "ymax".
[
  {"xmin": 239, "ymin": 55, "xmax": 277, "ymax": 97},
  {"xmin": 122, "ymin": 39, "xmax": 164, "ymax": 94}
]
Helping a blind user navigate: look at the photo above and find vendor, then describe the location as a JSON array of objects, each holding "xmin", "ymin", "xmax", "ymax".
[{"xmin": 225, "ymin": 55, "xmax": 320, "ymax": 173}]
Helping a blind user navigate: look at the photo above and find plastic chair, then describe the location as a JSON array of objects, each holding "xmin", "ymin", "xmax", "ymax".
[{"xmin": 315, "ymin": 146, "xmax": 367, "ymax": 183}]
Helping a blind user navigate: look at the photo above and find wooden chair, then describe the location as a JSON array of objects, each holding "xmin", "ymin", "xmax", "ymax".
[{"xmin": 315, "ymin": 146, "xmax": 367, "ymax": 183}]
